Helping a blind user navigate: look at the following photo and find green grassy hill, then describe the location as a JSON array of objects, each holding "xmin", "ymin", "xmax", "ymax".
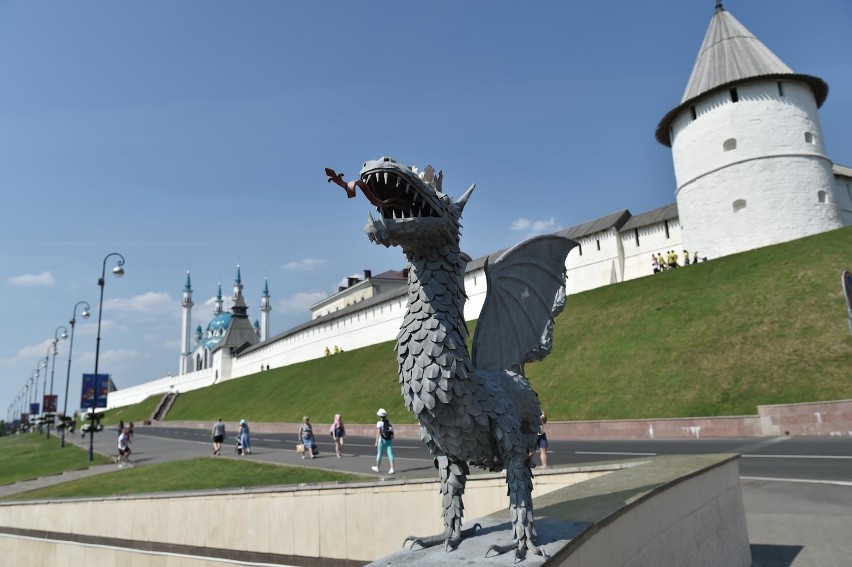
[{"xmin": 148, "ymin": 227, "xmax": 852, "ymax": 424}]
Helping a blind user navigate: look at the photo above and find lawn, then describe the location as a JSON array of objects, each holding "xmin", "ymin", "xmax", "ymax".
[
  {"xmin": 5, "ymin": 457, "xmax": 371, "ymax": 501},
  {"xmin": 0, "ymin": 434, "xmax": 111, "ymax": 485}
]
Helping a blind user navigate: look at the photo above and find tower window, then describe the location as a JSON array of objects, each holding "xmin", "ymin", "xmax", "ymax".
[
  {"xmin": 596, "ymin": 239, "xmax": 601, "ymax": 251},
  {"xmin": 817, "ymin": 191, "xmax": 827, "ymax": 204},
  {"xmin": 578, "ymin": 243, "xmax": 583, "ymax": 256},
  {"xmin": 804, "ymin": 132, "xmax": 815, "ymax": 144},
  {"xmin": 723, "ymin": 138, "xmax": 737, "ymax": 152},
  {"xmin": 634, "ymin": 228, "xmax": 640, "ymax": 247},
  {"xmin": 664, "ymin": 220, "xmax": 670, "ymax": 239},
  {"xmin": 777, "ymin": 82, "xmax": 785, "ymax": 96},
  {"xmin": 733, "ymin": 199, "xmax": 747, "ymax": 213},
  {"xmin": 690, "ymin": 106, "xmax": 697, "ymax": 120},
  {"xmin": 730, "ymin": 88, "xmax": 739, "ymax": 103}
]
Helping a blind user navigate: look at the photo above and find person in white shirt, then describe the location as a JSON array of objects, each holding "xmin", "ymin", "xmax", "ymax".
[
  {"xmin": 372, "ymin": 408, "xmax": 395, "ymax": 474},
  {"xmin": 117, "ymin": 427, "xmax": 132, "ymax": 467}
]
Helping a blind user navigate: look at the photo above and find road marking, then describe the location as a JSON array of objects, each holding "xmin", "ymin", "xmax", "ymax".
[
  {"xmin": 575, "ymin": 451, "xmax": 657, "ymax": 456},
  {"xmin": 741, "ymin": 454, "xmax": 852, "ymax": 460},
  {"xmin": 734, "ymin": 436, "xmax": 790, "ymax": 453},
  {"xmin": 741, "ymin": 476, "xmax": 852, "ymax": 487}
]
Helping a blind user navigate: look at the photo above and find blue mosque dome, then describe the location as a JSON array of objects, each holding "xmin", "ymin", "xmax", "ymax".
[{"xmin": 208, "ymin": 312, "xmax": 232, "ymax": 333}]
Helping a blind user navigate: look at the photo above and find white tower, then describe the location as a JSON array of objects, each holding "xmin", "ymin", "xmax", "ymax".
[
  {"xmin": 656, "ymin": 2, "xmax": 842, "ymax": 260},
  {"xmin": 214, "ymin": 282, "xmax": 224, "ymax": 315},
  {"xmin": 260, "ymin": 276, "xmax": 271, "ymax": 341},
  {"xmin": 179, "ymin": 271, "xmax": 193, "ymax": 375}
]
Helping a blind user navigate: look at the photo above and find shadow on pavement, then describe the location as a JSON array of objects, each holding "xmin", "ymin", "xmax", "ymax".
[{"xmin": 750, "ymin": 544, "xmax": 803, "ymax": 567}]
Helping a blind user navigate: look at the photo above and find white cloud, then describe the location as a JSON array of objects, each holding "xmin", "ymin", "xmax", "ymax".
[
  {"xmin": 8, "ymin": 272, "xmax": 55, "ymax": 287},
  {"xmin": 510, "ymin": 217, "xmax": 557, "ymax": 235},
  {"xmin": 277, "ymin": 291, "xmax": 328, "ymax": 314},
  {"xmin": 284, "ymin": 258, "xmax": 325, "ymax": 271},
  {"xmin": 203, "ymin": 295, "xmax": 235, "ymax": 312},
  {"xmin": 105, "ymin": 292, "xmax": 174, "ymax": 316},
  {"xmin": 0, "ymin": 340, "xmax": 54, "ymax": 368}
]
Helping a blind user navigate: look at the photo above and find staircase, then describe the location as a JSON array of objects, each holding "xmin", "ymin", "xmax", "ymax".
[{"xmin": 150, "ymin": 392, "xmax": 179, "ymax": 422}]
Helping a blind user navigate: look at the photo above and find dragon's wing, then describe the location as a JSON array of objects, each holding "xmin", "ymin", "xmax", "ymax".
[{"xmin": 472, "ymin": 234, "xmax": 578, "ymax": 373}]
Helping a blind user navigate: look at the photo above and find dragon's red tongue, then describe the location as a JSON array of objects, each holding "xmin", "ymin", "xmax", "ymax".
[{"xmin": 325, "ymin": 167, "xmax": 396, "ymax": 208}]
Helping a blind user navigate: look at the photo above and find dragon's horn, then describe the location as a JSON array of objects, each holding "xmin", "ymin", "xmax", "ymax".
[{"xmin": 456, "ymin": 183, "xmax": 476, "ymax": 213}]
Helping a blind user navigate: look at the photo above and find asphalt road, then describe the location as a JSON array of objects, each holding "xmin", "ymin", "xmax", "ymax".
[{"xmin": 140, "ymin": 426, "xmax": 852, "ymax": 484}]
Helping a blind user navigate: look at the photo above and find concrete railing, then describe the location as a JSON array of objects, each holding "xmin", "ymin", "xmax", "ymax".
[
  {"xmin": 0, "ymin": 455, "xmax": 749, "ymax": 566},
  {"xmin": 0, "ymin": 465, "xmax": 614, "ymax": 566}
]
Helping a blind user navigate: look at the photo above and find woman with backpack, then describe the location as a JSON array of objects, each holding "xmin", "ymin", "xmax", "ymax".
[
  {"xmin": 372, "ymin": 408, "xmax": 395, "ymax": 474},
  {"xmin": 329, "ymin": 414, "xmax": 345, "ymax": 458}
]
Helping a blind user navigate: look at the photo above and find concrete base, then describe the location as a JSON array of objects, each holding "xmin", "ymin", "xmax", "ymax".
[
  {"xmin": 0, "ymin": 455, "xmax": 750, "ymax": 566},
  {"xmin": 370, "ymin": 455, "xmax": 751, "ymax": 567}
]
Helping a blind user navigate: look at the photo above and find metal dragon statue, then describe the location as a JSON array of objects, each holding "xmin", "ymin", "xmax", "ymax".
[{"xmin": 326, "ymin": 157, "xmax": 576, "ymax": 559}]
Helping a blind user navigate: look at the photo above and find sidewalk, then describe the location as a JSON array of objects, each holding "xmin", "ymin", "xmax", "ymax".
[{"xmin": 0, "ymin": 428, "xmax": 428, "ymax": 499}]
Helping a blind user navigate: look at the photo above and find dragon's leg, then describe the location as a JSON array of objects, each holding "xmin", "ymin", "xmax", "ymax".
[
  {"xmin": 404, "ymin": 455, "xmax": 480, "ymax": 551},
  {"xmin": 486, "ymin": 457, "xmax": 547, "ymax": 561}
]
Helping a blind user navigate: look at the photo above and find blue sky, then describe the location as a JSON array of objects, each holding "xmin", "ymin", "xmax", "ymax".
[{"xmin": 2, "ymin": 1, "xmax": 851, "ymax": 420}]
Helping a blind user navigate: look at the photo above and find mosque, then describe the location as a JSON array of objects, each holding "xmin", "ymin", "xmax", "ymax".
[{"xmin": 107, "ymin": 3, "xmax": 851, "ymax": 409}]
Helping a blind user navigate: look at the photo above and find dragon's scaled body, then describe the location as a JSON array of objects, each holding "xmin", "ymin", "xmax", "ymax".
[{"xmin": 326, "ymin": 157, "xmax": 576, "ymax": 559}]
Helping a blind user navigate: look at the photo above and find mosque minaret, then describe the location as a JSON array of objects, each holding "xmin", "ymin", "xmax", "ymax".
[
  {"xmin": 260, "ymin": 277, "xmax": 271, "ymax": 342},
  {"xmin": 179, "ymin": 271, "xmax": 193, "ymax": 375}
]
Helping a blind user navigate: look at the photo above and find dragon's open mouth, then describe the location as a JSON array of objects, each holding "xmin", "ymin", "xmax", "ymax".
[{"xmin": 360, "ymin": 169, "xmax": 441, "ymax": 220}]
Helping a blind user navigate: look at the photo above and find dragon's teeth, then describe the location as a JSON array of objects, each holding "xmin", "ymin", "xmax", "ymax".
[
  {"xmin": 383, "ymin": 172, "xmax": 389, "ymax": 185},
  {"xmin": 396, "ymin": 176, "xmax": 402, "ymax": 188}
]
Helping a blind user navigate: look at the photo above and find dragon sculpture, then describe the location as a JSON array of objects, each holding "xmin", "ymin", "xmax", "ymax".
[{"xmin": 326, "ymin": 157, "xmax": 576, "ymax": 559}]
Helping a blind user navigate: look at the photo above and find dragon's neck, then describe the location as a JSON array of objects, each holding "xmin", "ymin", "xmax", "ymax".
[{"xmin": 397, "ymin": 245, "xmax": 472, "ymax": 413}]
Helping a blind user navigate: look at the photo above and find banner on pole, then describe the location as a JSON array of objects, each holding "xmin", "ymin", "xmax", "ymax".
[
  {"xmin": 43, "ymin": 394, "xmax": 58, "ymax": 413},
  {"xmin": 81, "ymin": 374, "xmax": 110, "ymax": 409},
  {"xmin": 29, "ymin": 403, "xmax": 39, "ymax": 415},
  {"xmin": 843, "ymin": 270, "xmax": 852, "ymax": 336},
  {"xmin": 21, "ymin": 413, "xmax": 28, "ymax": 424}
]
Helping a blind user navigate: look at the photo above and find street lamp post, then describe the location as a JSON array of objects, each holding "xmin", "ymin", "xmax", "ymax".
[
  {"xmin": 61, "ymin": 301, "xmax": 90, "ymax": 448},
  {"xmin": 88, "ymin": 252, "xmax": 125, "ymax": 462},
  {"xmin": 26, "ymin": 372, "xmax": 36, "ymax": 431},
  {"xmin": 30, "ymin": 368, "xmax": 39, "ymax": 413},
  {"xmin": 45, "ymin": 326, "xmax": 68, "ymax": 439}
]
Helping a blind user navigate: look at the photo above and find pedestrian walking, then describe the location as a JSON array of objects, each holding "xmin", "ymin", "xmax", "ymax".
[
  {"xmin": 238, "ymin": 419, "xmax": 251, "ymax": 455},
  {"xmin": 211, "ymin": 418, "xmax": 225, "ymax": 455},
  {"xmin": 372, "ymin": 408, "xmax": 395, "ymax": 474},
  {"xmin": 117, "ymin": 427, "xmax": 132, "ymax": 467},
  {"xmin": 534, "ymin": 412, "xmax": 549, "ymax": 468},
  {"xmin": 330, "ymin": 414, "xmax": 346, "ymax": 458},
  {"xmin": 299, "ymin": 416, "xmax": 316, "ymax": 459}
]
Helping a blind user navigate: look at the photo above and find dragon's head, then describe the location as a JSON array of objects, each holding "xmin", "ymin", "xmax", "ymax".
[{"xmin": 328, "ymin": 156, "xmax": 474, "ymax": 255}]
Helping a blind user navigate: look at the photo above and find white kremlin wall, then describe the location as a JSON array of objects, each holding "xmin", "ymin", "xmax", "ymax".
[{"xmin": 106, "ymin": 210, "xmax": 685, "ymax": 410}]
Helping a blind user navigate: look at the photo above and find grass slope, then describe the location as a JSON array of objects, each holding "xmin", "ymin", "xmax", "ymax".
[
  {"xmin": 4, "ymin": 458, "xmax": 371, "ymax": 501},
  {"xmin": 0, "ymin": 434, "xmax": 110, "ymax": 485},
  {"xmin": 157, "ymin": 227, "xmax": 852, "ymax": 423}
]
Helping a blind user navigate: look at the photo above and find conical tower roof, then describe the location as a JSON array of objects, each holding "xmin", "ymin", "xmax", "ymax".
[{"xmin": 656, "ymin": 3, "xmax": 828, "ymax": 146}]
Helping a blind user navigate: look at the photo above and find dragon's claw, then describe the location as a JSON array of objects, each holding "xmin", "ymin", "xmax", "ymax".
[{"xmin": 486, "ymin": 539, "xmax": 547, "ymax": 561}]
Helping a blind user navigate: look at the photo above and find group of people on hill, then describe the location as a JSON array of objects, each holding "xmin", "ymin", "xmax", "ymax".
[{"xmin": 652, "ymin": 250, "xmax": 706, "ymax": 273}]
